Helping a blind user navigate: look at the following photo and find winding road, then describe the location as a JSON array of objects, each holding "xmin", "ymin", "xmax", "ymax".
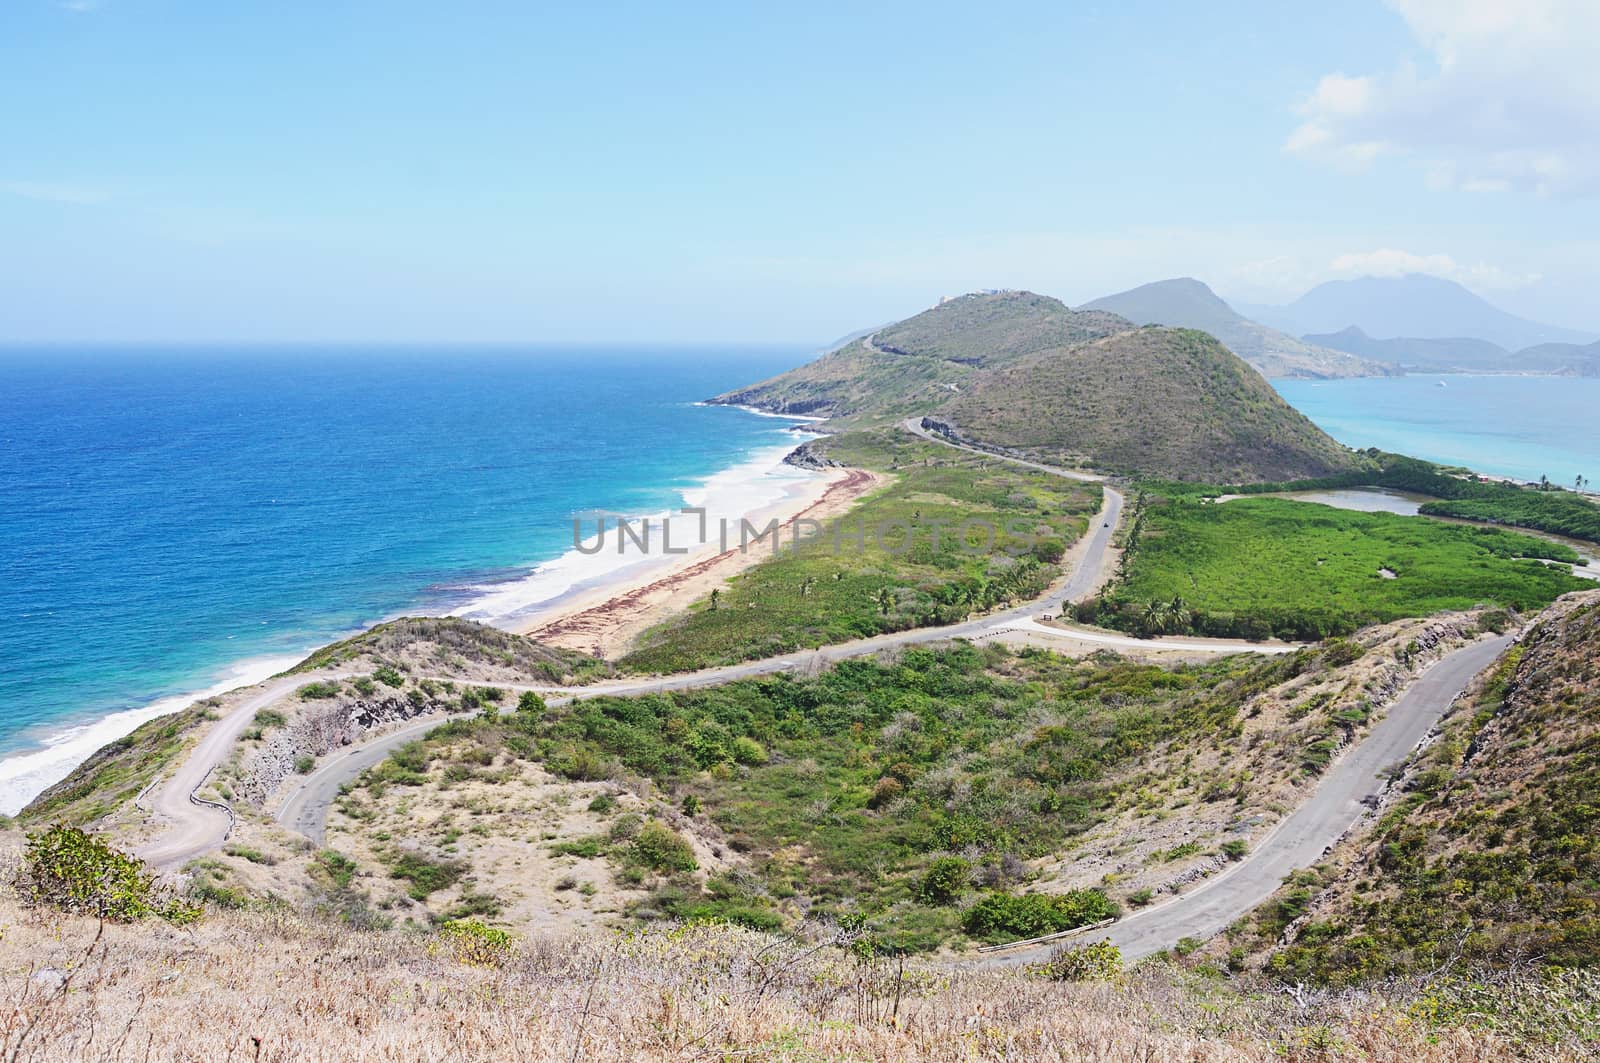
[
  {"xmin": 136, "ymin": 415, "xmax": 1510, "ymax": 965},
  {"xmin": 984, "ymin": 632, "xmax": 1513, "ymax": 965}
]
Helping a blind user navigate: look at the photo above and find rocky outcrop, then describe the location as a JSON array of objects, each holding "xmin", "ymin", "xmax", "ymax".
[
  {"xmin": 234, "ymin": 693, "xmax": 443, "ymax": 807},
  {"xmin": 782, "ymin": 441, "xmax": 841, "ymax": 471}
]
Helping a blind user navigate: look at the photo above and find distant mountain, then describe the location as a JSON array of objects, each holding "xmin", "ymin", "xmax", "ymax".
[
  {"xmin": 1080, "ymin": 278, "xmax": 1395, "ymax": 380},
  {"xmin": 1514, "ymin": 339, "xmax": 1600, "ymax": 377},
  {"xmin": 712, "ymin": 290, "xmax": 1360, "ymax": 483},
  {"xmin": 1304, "ymin": 326, "xmax": 1512, "ymax": 373},
  {"xmin": 1249, "ymin": 274, "xmax": 1594, "ymax": 350}
]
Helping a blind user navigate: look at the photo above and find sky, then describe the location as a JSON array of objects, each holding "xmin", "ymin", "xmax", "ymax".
[{"xmin": 2, "ymin": 0, "xmax": 1597, "ymax": 342}]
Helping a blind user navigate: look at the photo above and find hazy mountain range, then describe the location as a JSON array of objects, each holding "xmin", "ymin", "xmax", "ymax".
[
  {"xmin": 1236, "ymin": 274, "xmax": 1594, "ymax": 351},
  {"xmin": 1080, "ymin": 278, "xmax": 1395, "ymax": 379},
  {"xmin": 1081, "ymin": 273, "xmax": 1598, "ymax": 377}
]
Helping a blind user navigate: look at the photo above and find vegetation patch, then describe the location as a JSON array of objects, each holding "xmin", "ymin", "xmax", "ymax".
[
  {"xmin": 1091, "ymin": 496, "xmax": 1586, "ymax": 641},
  {"xmin": 19, "ymin": 825, "xmax": 199, "ymax": 924},
  {"xmin": 620, "ymin": 431, "xmax": 1098, "ymax": 673}
]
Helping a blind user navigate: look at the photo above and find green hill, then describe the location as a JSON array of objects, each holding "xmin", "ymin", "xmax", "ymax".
[
  {"xmin": 712, "ymin": 290, "xmax": 1128, "ymax": 422},
  {"xmin": 713, "ymin": 292, "xmax": 1361, "ymax": 483},
  {"xmin": 934, "ymin": 326, "xmax": 1361, "ymax": 481}
]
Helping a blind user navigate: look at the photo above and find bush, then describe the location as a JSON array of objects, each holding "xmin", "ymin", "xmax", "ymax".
[
  {"xmin": 917, "ymin": 856, "xmax": 971, "ymax": 905},
  {"xmin": 731, "ymin": 736, "xmax": 769, "ymax": 766},
  {"xmin": 867, "ymin": 776, "xmax": 904, "ymax": 808},
  {"xmin": 517, "ymin": 690, "xmax": 547, "ymax": 716},
  {"xmin": 20, "ymin": 825, "xmax": 199, "ymax": 924},
  {"xmin": 1040, "ymin": 939, "xmax": 1123, "ymax": 981},
  {"xmin": 629, "ymin": 822, "xmax": 697, "ymax": 873},
  {"xmin": 295, "ymin": 755, "xmax": 316, "ymax": 774},
  {"xmin": 436, "ymin": 918, "xmax": 512, "ymax": 967},
  {"xmin": 388, "ymin": 851, "xmax": 465, "ymax": 899},
  {"xmin": 253, "ymin": 709, "xmax": 287, "ymax": 729},
  {"xmin": 587, "ymin": 793, "xmax": 618, "ymax": 815},
  {"xmin": 1221, "ymin": 839, "xmax": 1250, "ymax": 861},
  {"xmin": 298, "ymin": 681, "xmax": 341, "ymax": 700},
  {"xmin": 373, "ymin": 665, "xmax": 406, "ymax": 687},
  {"xmin": 961, "ymin": 889, "xmax": 1118, "ymax": 942}
]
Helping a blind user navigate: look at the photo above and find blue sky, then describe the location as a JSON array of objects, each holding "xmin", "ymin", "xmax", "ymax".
[{"xmin": 3, "ymin": 0, "xmax": 1596, "ymax": 341}]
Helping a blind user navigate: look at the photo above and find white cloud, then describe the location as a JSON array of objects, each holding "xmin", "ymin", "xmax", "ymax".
[
  {"xmin": 1328, "ymin": 247, "xmax": 1539, "ymax": 290},
  {"xmin": 1286, "ymin": 0, "xmax": 1600, "ymax": 196}
]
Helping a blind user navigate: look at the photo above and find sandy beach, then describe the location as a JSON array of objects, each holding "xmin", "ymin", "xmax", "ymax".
[{"xmin": 514, "ymin": 463, "xmax": 886, "ymax": 659}]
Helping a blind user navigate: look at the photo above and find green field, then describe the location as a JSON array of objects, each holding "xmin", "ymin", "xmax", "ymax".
[
  {"xmin": 618, "ymin": 431, "xmax": 1100, "ymax": 673},
  {"xmin": 1091, "ymin": 496, "xmax": 1589, "ymax": 640},
  {"xmin": 1149, "ymin": 452, "xmax": 1600, "ymax": 546}
]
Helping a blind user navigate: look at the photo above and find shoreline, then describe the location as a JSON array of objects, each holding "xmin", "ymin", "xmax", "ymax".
[
  {"xmin": 513, "ymin": 463, "xmax": 883, "ymax": 658},
  {"xmin": 0, "ymin": 421, "xmax": 836, "ymax": 815}
]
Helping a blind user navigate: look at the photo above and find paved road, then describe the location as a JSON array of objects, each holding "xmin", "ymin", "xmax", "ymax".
[
  {"xmin": 979, "ymin": 632, "xmax": 1514, "ymax": 965},
  {"xmin": 137, "ymin": 675, "xmax": 310, "ymax": 868},
  {"xmin": 997, "ymin": 616, "xmax": 1300, "ymax": 656}
]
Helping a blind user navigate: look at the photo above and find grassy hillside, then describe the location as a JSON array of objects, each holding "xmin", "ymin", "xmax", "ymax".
[
  {"xmin": 1090, "ymin": 496, "xmax": 1588, "ymax": 640},
  {"xmin": 1081, "ymin": 278, "xmax": 1395, "ymax": 379},
  {"xmin": 714, "ymin": 292, "xmax": 1364, "ymax": 483},
  {"xmin": 938, "ymin": 327, "xmax": 1362, "ymax": 482},
  {"xmin": 1255, "ymin": 591, "xmax": 1600, "ymax": 983},
  {"xmin": 618, "ymin": 430, "xmax": 1100, "ymax": 673},
  {"xmin": 711, "ymin": 291, "xmax": 1127, "ymax": 424},
  {"xmin": 326, "ymin": 619, "xmax": 1479, "ymax": 954}
]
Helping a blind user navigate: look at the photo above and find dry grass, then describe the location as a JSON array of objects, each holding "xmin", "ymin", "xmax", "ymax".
[{"xmin": 0, "ymin": 894, "xmax": 1575, "ymax": 1062}]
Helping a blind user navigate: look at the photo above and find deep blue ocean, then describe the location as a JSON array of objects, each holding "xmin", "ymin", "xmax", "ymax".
[
  {"xmin": 1, "ymin": 351, "xmax": 1595, "ymax": 811},
  {"xmin": 0, "ymin": 345, "xmax": 811, "ymax": 810}
]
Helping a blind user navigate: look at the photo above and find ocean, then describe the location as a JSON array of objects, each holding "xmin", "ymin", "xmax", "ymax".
[
  {"xmin": 0, "ymin": 345, "xmax": 815, "ymax": 812},
  {"xmin": 1274, "ymin": 375, "xmax": 1600, "ymax": 487}
]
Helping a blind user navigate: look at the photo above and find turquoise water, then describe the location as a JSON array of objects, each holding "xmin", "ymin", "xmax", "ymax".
[
  {"xmin": 1275, "ymin": 375, "xmax": 1600, "ymax": 487},
  {"xmin": 0, "ymin": 345, "xmax": 812, "ymax": 810}
]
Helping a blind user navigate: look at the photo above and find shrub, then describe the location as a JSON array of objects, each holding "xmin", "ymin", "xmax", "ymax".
[
  {"xmin": 314, "ymin": 849, "xmax": 358, "ymax": 889},
  {"xmin": 20, "ymin": 825, "xmax": 199, "ymax": 925},
  {"xmin": 436, "ymin": 918, "xmax": 512, "ymax": 967},
  {"xmin": 1127, "ymin": 887, "xmax": 1154, "ymax": 907},
  {"xmin": 352, "ymin": 677, "xmax": 376, "ymax": 697},
  {"xmin": 373, "ymin": 665, "xmax": 406, "ymax": 687},
  {"xmin": 962, "ymin": 889, "xmax": 1118, "ymax": 942},
  {"xmin": 253, "ymin": 709, "xmax": 287, "ymax": 729},
  {"xmin": 1220, "ymin": 839, "xmax": 1249, "ymax": 861},
  {"xmin": 294, "ymin": 755, "xmax": 316, "ymax": 774},
  {"xmin": 551, "ymin": 837, "xmax": 604, "ymax": 858},
  {"xmin": 516, "ymin": 690, "xmax": 547, "ymax": 715},
  {"xmin": 587, "ymin": 793, "xmax": 618, "ymax": 814},
  {"xmin": 388, "ymin": 852, "xmax": 465, "ymax": 899},
  {"xmin": 1040, "ymin": 939, "xmax": 1123, "ymax": 981},
  {"xmin": 629, "ymin": 822, "xmax": 697, "ymax": 873},
  {"xmin": 1031, "ymin": 538, "xmax": 1067, "ymax": 564},
  {"xmin": 731, "ymin": 736, "xmax": 769, "ymax": 766},
  {"xmin": 298, "ymin": 681, "xmax": 341, "ymax": 700},
  {"xmin": 917, "ymin": 856, "xmax": 971, "ymax": 905},
  {"xmin": 867, "ymin": 776, "xmax": 904, "ymax": 808}
]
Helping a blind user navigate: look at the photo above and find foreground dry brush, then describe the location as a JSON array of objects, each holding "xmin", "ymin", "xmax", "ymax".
[{"xmin": 0, "ymin": 896, "xmax": 1585, "ymax": 1062}]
